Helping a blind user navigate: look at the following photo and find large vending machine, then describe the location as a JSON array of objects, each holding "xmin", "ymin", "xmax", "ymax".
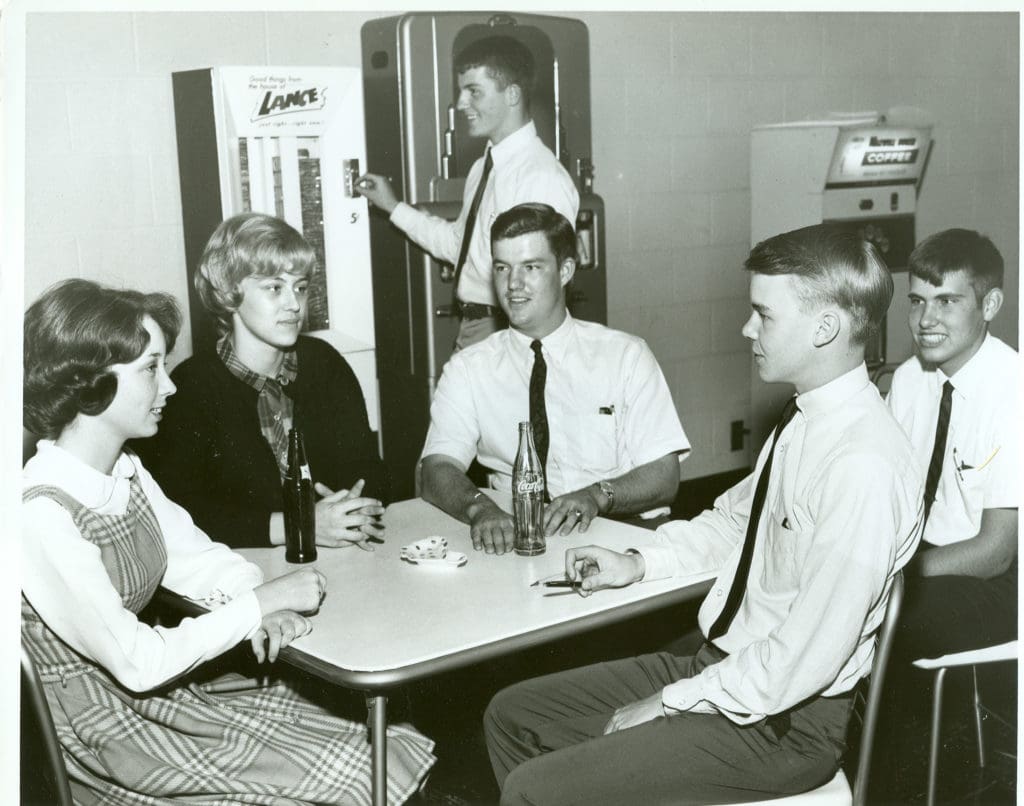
[
  {"xmin": 749, "ymin": 114, "xmax": 932, "ymax": 447},
  {"xmin": 362, "ymin": 12, "xmax": 607, "ymax": 498},
  {"xmin": 171, "ymin": 66, "xmax": 380, "ymax": 432}
]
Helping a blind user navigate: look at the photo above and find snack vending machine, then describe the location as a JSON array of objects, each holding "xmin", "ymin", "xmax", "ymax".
[
  {"xmin": 171, "ymin": 66, "xmax": 380, "ymax": 433},
  {"xmin": 749, "ymin": 114, "xmax": 932, "ymax": 446},
  {"xmin": 362, "ymin": 11, "xmax": 607, "ymax": 497}
]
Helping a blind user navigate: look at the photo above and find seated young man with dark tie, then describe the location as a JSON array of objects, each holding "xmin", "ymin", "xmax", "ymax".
[
  {"xmin": 886, "ymin": 229, "xmax": 1018, "ymax": 660},
  {"xmin": 419, "ymin": 203, "xmax": 690, "ymax": 555},
  {"xmin": 483, "ymin": 224, "xmax": 922, "ymax": 805}
]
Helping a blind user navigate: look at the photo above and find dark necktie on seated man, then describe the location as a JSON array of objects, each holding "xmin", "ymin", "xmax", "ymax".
[
  {"xmin": 708, "ymin": 396, "xmax": 800, "ymax": 642},
  {"xmin": 530, "ymin": 339, "xmax": 550, "ymax": 502},
  {"xmin": 922, "ymin": 380, "xmax": 954, "ymax": 533},
  {"xmin": 451, "ymin": 147, "xmax": 494, "ymax": 308}
]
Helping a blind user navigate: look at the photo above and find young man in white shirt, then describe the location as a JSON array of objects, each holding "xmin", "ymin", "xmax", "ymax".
[
  {"xmin": 886, "ymin": 229, "xmax": 1018, "ymax": 660},
  {"xmin": 420, "ymin": 203, "xmax": 689, "ymax": 555},
  {"xmin": 483, "ymin": 224, "xmax": 922, "ymax": 804},
  {"xmin": 358, "ymin": 36, "xmax": 579, "ymax": 350}
]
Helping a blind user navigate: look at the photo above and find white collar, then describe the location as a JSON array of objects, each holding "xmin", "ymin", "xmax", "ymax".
[
  {"xmin": 26, "ymin": 440, "xmax": 136, "ymax": 510},
  {"xmin": 488, "ymin": 120, "xmax": 538, "ymax": 165}
]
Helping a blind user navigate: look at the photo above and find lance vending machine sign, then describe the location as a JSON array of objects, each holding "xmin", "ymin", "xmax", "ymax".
[{"xmin": 173, "ymin": 65, "xmax": 379, "ymax": 433}]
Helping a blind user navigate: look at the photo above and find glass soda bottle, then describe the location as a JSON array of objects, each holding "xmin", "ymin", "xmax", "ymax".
[
  {"xmin": 512, "ymin": 421, "xmax": 546, "ymax": 556},
  {"xmin": 283, "ymin": 427, "xmax": 317, "ymax": 564}
]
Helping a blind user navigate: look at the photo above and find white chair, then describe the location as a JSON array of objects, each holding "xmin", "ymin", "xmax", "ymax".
[
  {"xmin": 912, "ymin": 639, "xmax": 1018, "ymax": 806},
  {"xmin": 717, "ymin": 572, "xmax": 905, "ymax": 806}
]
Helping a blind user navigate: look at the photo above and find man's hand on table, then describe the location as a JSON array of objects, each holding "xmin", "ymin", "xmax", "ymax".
[
  {"xmin": 603, "ymin": 691, "xmax": 666, "ymax": 734},
  {"xmin": 252, "ymin": 610, "xmax": 312, "ymax": 663},
  {"xmin": 545, "ymin": 485, "xmax": 603, "ymax": 536},
  {"xmin": 565, "ymin": 545, "xmax": 645, "ymax": 597},
  {"xmin": 467, "ymin": 496, "xmax": 516, "ymax": 555},
  {"xmin": 314, "ymin": 480, "xmax": 386, "ymax": 550}
]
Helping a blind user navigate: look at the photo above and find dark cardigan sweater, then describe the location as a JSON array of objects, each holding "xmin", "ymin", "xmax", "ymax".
[{"xmin": 134, "ymin": 335, "xmax": 389, "ymax": 548}]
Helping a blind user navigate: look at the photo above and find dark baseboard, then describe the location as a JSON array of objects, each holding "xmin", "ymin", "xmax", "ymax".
[{"xmin": 672, "ymin": 468, "xmax": 750, "ymax": 521}]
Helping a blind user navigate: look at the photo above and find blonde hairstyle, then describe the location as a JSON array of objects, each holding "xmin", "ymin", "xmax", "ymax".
[
  {"xmin": 194, "ymin": 213, "xmax": 317, "ymax": 332},
  {"xmin": 745, "ymin": 224, "xmax": 893, "ymax": 347}
]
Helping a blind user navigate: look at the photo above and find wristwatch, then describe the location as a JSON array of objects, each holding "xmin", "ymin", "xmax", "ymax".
[{"xmin": 597, "ymin": 480, "xmax": 615, "ymax": 514}]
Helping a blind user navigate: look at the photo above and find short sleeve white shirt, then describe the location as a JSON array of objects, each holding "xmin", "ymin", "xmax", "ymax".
[
  {"xmin": 887, "ymin": 334, "xmax": 1020, "ymax": 547},
  {"xmin": 421, "ymin": 314, "xmax": 690, "ymax": 496}
]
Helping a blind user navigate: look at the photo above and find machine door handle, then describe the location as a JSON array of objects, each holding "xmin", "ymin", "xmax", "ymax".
[{"xmin": 435, "ymin": 304, "xmax": 457, "ymax": 318}]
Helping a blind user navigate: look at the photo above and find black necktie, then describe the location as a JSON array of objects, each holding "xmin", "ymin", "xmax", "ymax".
[
  {"xmin": 451, "ymin": 148, "xmax": 493, "ymax": 305},
  {"xmin": 709, "ymin": 396, "xmax": 800, "ymax": 642},
  {"xmin": 529, "ymin": 339, "xmax": 550, "ymax": 500},
  {"xmin": 922, "ymin": 380, "xmax": 954, "ymax": 530}
]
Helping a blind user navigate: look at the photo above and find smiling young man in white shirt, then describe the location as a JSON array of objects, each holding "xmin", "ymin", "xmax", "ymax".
[
  {"xmin": 886, "ymin": 229, "xmax": 1018, "ymax": 661},
  {"xmin": 483, "ymin": 224, "xmax": 922, "ymax": 805},
  {"xmin": 358, "ymin": 35, "xmax": 579, "ymax": 350},
  {"xmin": 420, "ymin": 203, "xmax": 689, "ymax": 555}
]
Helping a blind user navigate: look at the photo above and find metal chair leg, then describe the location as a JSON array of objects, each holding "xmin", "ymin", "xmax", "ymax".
[
  {"xmin": 971, "ymin": 665, "xmax": 986, "ymax": 768},
  {"xmin": 927, "ymin": 667, "xmax": 947, "ymax": 806}
]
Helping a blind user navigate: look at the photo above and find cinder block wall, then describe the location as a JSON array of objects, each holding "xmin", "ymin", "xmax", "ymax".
[
  {"xmin": 577, "ymin": 11, "xmax": 1018, "ymax": 479},
  {"xmin": 23, "ymin": 11, "xmax": 1018, "ymax": 481}
]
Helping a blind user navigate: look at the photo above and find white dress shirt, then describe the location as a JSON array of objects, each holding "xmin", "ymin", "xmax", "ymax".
[
  {"xmin": 887, "ymin": 334, "xmax": 1020, "ymax": 547},
  {"xmin": 421, "ymin": 313, "xmax": 690, "ymax": 496},
  {"xmin": 22, "ymin": 441, "xmax": 264, "ymax": 693},
  {"xmin": 638, "ymin": 364, "xmax": 922, "ymax": 724},
  {"xmin": 390, "ymin": 120, "xmax": 580, "ymax": 306}
]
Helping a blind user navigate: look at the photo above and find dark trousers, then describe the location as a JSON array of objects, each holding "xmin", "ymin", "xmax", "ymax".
[
  {"xmin": 896, "ymin": 564, "xmax": 1018, "ymax": 661},
  {"xmin": 484, "ymin": 643, "xmax": 853, "ymax": 806}
]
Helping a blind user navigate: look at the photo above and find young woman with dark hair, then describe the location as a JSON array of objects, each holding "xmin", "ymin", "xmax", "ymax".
[{"xmin": 22, "ymin": 278, "xmax": 434, "ymax": 805}]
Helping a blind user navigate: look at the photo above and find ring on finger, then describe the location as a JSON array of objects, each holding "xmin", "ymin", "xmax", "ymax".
[{"xmin": 574, "ymin": 508, "xmax": 583, "ymax": 519}]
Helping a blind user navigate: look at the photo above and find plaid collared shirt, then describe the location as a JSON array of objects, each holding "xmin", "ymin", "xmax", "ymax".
[{"xmin": 217, "ymin": 334, "xmax": 298, "ymax": 478}]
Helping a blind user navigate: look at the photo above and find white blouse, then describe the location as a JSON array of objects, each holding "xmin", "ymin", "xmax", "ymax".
[{"xmin": 22, "ymin": 441, "xmax": 264, "ymax": 693}]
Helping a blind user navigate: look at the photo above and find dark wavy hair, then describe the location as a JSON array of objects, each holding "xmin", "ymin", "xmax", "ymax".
[
  {"xmin": 24, "ymin": 279, "xmax": 181, "ymax": 439},
  {"xmin": 909, "ymin": 228, "xmax": 1003, "ymax": 300},
  {"xmin": 455, "ymin": 35, "xmax": 536, "ymax": 108},
  {"xmin": 745, "ymin": 224, "xmax": 893, "ymax": 347},
  {"xmin": 491, "ymin": 203, "xmax": 577, "ymax": 266},
  {"xmin": 194, "ymin": 212, "xmax": 317, "ymax": 334}
]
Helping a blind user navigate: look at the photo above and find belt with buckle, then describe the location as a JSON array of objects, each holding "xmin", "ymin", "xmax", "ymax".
[{"xmin": 457, "ymin": 301, "xmax": 504, "ymax": 321}]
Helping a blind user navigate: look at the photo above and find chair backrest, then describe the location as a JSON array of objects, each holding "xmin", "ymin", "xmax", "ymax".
[
  {"xmin": 21, "ymin": 644, "xmax": 74, "ymax": 806},
  {"xmin": 850, "ymin": 570, "xmax": 904, "ymax": 806}
]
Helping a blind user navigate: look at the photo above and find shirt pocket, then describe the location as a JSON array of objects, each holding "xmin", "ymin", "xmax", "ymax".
[
  {"xmin": 762, "ymin": 511, "xmax": 800, "ymax": 585},
  {"xmin": 566, "ymin": 412, "xmax": 619, "ymax": 473}
]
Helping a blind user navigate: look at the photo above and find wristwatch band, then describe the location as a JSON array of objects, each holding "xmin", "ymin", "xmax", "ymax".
[{"xmin": 598, "ymin": 480, "xmax": 615, "ymax": 514}]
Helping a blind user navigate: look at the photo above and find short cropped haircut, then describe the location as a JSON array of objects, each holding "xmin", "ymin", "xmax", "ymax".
[
  {"xmin": 24, "ymin": 278, "xmax": 181, "ymax": 439},
  {"xmin": 909, "ymin": 228, "xmax": 1004, "ymax": 299},
  {"xmin": 455, "ymin": 35, "xmax": 535, "ymax": 108},
  {"xmin": 194, "ymin": 212, "xmax": 317, "ymax": 333},
  {"xmin": 745, "ymin": 224, "xmax": 893, "ymax": 346},
  {"xmin": 491, "ymin": 203, "xmax": 577, "ymax": 267}
]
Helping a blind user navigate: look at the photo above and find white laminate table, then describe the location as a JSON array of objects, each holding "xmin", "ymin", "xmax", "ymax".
[{"xmin": 237, "ymin": 495, "xmax": 715, "ymax": 806}]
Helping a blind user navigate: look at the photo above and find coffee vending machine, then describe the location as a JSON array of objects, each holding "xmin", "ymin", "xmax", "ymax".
[
  {"xmin": 362, "ymin": 12, "xmax": 607, "ymax": 498},
  {"xmin": 749, "ymin": 114, "xmax": 932, "ymax": 446},
  {"xmin": 172, "ymin": 66, "xmax": 380, "ymax": 432}
]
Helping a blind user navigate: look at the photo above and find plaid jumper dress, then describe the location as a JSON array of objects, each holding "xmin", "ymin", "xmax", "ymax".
[{"xmin": 22, "ymin": 481, "xmax": 435, "ymax": 805}]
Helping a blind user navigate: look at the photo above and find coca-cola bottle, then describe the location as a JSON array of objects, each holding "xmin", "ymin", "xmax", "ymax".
[
  {"xmin": 283, "ymin": 428, "xmax": 317, "ymax": 564},
  {"xmin": 512, "ymin": 421, "xmax": 546, "ymax": 556}
]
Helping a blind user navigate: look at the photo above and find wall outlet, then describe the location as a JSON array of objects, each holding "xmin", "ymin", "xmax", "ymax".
[{"xmin": 730, "ymin": 420, "xmax": 747, "ymax": 452}]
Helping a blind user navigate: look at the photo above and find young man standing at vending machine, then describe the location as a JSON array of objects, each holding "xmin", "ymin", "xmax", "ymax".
[
  {"xmin": 483, "ymin": 224, "xmax": 922, "ymax": 804},
  {"xmin": 357, "ymin": 35, "xmax": 579, "ymax": 350},
  {"xmin": 419, "ymin": 204, "xmax": 689, "ymax": 556}
]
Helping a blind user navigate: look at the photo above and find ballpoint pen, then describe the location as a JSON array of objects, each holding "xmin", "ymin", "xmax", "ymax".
[{"xmin": 530, "ymin": 576, "xmax": 582, "ymax": 588}]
